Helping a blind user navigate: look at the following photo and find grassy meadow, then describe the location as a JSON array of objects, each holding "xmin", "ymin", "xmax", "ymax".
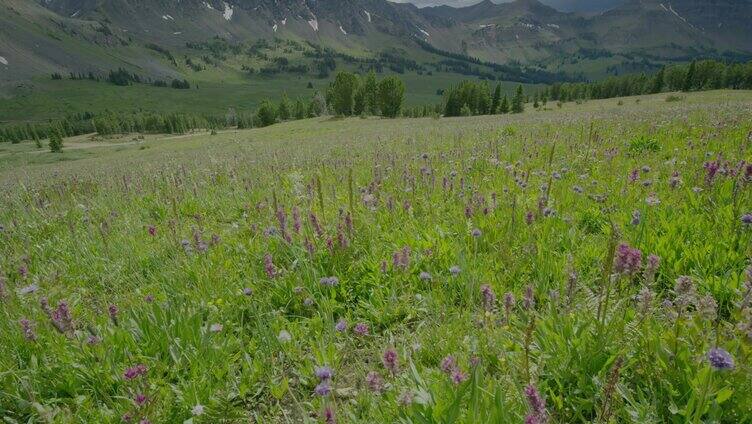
[{"xmin": 1, "ymin": 90, "xmax": 752, "ymax": 423}]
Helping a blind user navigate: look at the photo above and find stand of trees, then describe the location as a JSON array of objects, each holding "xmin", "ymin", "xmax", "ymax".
[
  {"xmin": 443, "ymin": 81, "xmax": 526, "ymax": 117},
  {"xmin": 325, "ymin": 71, "xmax": 405, "ymax": 118},
  {"xmin": 0, "ymin": 111, "xmax": 223, "ymax": 144},
  {"xmin": 543, "ymin": 59, "xmax": 752, "ymax": 103}
]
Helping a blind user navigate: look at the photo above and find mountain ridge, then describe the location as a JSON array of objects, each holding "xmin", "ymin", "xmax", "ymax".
[{"xmin": 0, "ymin": 0, "xmax": 750, "ymax": 88}]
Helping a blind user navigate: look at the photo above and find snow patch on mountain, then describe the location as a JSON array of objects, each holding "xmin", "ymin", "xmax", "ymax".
[
  {"xmin": 0, "ymin": 56, "xmax": 8, "ymax": 66},
  {"xmin": 273, "ymin": 24, "xmax": 278, "ymax": 32},
  {"xmin": 223, "ymin": 2, "xmax": 233, "ymax": 21},
  {"xmin": 340, "ymin": 25, "xmax": 347, "ymax": 35},
  {"xmin": 204, "ymin": 2, "xmax": 214, "ymax": 10},
  {"xmin": 418, "ymin": 28, "xmax": 429, "ymax": 37},
  {"xmin": 363, "ymin": 10, "xmax": 371, "ymax": 22},
  {"xmin": 308, "ymin": 19, "xmax": 319, "ymax": 31},
  {"xmin": 71, "ymin": 10, "xmax": 80, "ymax": 18},
  {"xmin": 162, "ymin": 14, "xmax": 174, "ymax": 21}
]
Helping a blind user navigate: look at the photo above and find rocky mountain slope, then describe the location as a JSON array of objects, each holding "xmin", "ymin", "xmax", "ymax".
[{"xmin": 0, "ymin": 0, "xmax": 750, "ymax": 86}]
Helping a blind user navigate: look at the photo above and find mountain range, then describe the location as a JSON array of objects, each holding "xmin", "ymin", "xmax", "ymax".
[{"xmin": 1, "ymin": 0, "xmax": 751, "ymax": 87}]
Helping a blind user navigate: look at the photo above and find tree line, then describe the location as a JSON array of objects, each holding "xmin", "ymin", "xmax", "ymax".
[
  {"xmin": 247, "ymin": 70, "xmax": 406, "ymax": 128},
  {"xmin": 51, "ymin": 68, "xmax": 190, "ymax": 90},
  {"xmin": 443, "ymin": 81, "xmax": 526, "ymax": 117},
  {"xmin": 543, "ymin": 59, "xmax": 752, "ymax": 103},
  {"xmin": 0, "ymin": 111, "xmax": 222, "ymax": 145}
]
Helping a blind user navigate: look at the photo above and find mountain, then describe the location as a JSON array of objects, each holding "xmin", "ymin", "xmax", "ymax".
[{"xmin": 1, "ymin": 0, "xmax": 750, "ymax": 88}]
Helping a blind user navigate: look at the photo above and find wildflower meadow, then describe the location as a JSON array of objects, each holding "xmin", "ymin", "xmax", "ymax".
[{"xmin": 1, "ymin": 91, "xmax": 751, "ymax": 423}]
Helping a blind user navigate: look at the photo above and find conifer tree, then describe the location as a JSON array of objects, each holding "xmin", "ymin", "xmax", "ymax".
[
  {"xmin": 499, "ymin": 94, "xmax": 509, "ymax": 114},
  {"xmin": 491, "ymin": 84, "xmax": 502, "ymax": 114},
  {"xmin": 511, "ymin": 85, "xmax": 525, "ymax": 114},
  {"xmin": 48, "ymin": 129, "xmax": 63, "ymax": 153}
]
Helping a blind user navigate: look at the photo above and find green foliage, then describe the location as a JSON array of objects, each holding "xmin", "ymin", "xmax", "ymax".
[
  {"xmin": 491, "ymin": 84, "xmax": 502, "ymax": 114},
  {"xmin": 255, "ymin": 99, "xmax": 277, "ymax": 127},
  {"xmin": 377, "ymin": 76, "xmax": 406, "ymax": 118},
  {"xmin": 511, "ymin": 85, "xmax": 525, "ymax": 113},
  {"xmin": 443, "ymin": 81, "xmax": 494, "ymax": 117},
  {"xmin": 48, "ymin": 130, "xmax": 63, "ymax": 153},
  {"xmin": 364, "ymin": 71, "xmax": 379, "ymax": 115},
  {"xmin": 278, "ymin": 93, "xmax": 291, "ymax": 121},
  {"xmin": 499, "ymin": 94, "xmax": 509, "ymax": 114},
  {"xmin": 629, "ymin": 135, "xmax": 661, "ymax": 153},
  {"xmin": 293, "ymin": 97, "xmax": 307, "ymax": 120},
  {"xmin": 328, "ymin": 71, "xmax": 360, "ymax": 116}
]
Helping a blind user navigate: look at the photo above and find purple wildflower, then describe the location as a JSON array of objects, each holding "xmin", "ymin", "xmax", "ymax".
[
  {"xmin": 704, "ymin": 161, "xmax": 720, "ymax": 184},
  {"xmin": 314, "ymin": 381, "xmax": 331, "ymax": 396},
  {"xmin": 147, "ymin": 225, "xmax": 156, "ymax": 237},
  {"xmin": 628, "ymin": 169, "xmax": 639, "ymax": 183},
  {"xmin": 365, "ymin": 371, "xmax": 384, "ymax": 393},
  {"xmin": 449, "ymin": 265, "xmax": 461, "ymax": 276},
  {"xmin": 320, "ymin": 276, "xmax": 339, "ymax": 287},
  {"xmin": 707, "ymin": 348, "xmax": 734, "ymax": 370},
  {"xmin": 523, "ymin": 286, "xmax": 535, "ymax": 310},
  {"xmin": 315, "ymin": 366, "xmax": 334, "ymax": 381},
  {"xmin": 19, "ymin": 318, "xmax": 36, "ymax": 341},
  {"xmin": 263, "ymin": 253, "xmax": 277, "ymax": 278},
  {"xmin": 525, "ymin": 210, "xmax": 535, "ymax": 225},
  {"xmin": 613, "ymin": 243, "xmax": 642, "ymax": 276},
  {"xmin": 741, "ymin": 214, "xmax": 752, "ymax": 225},
  {"xmin": 440, "ymin": 355, "xmax": 457, "ymax": 375},
  {"xmin": 353, "ymin": 322, "xmax": 369, "ymax": 336},
  {"xmin": 398, "ymin": 390, "xmax": 415, "ymax": 406},
  {"xmin": 134, "ymin": 393, "xmax": 148, "ymax": 407},
  {"xmin": 503, "ymin": 292, "xmax": 515, "ymax": 321},
  {"xmin": 450, "ymin": 369, "xmax": 468, "ymax": 385},
  {"xmin": 108, "ymin": 304, "xmax": 119, "ymax": 326},
  {"xmin": 309, "ymin": 212, "xmax": 324, "ymax": 237},
  {"xmin": 124, "ymin": 364, "xmax": 148, "ymax": 381},
  {"xmin": 382, "ymin": 348, "xmax": 399, "ymax": 374},
  {"xmin": 50, "ymin": 300, "xmax": 73, "ymax": 334},
  {"xmin": 292, "ymin": 206, "xmax": 301, "ymax": 234},
  {"xmin": 631, "ymin": 210, "xmax": 641, "ymax": 226},
  {"xmin": 419, "ymin": 271, "xmax": 432, "ymax": 282},
  {"xmin": 335, "ymin": 319, "xmax": 347, "ymax": 332},
  {"xmin": 243, "ymin": 287, "xmax": 253, "ymax": 296},
  {"xmin": 323, "ymin": 406, "xmax": 336, "ymax": 424},
  {"xmin": 480, "ymin": 284, "xmax": 496, "ymax": 310},
  {"xmin": 471, "ymin": 228, "xmax": 482, "ymax": 238},
  {"xmin": 524, "ymin": 384, "xmax": 548, "ymax": 423}
]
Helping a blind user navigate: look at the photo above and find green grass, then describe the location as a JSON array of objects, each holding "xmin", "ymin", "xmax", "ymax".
[{"xmin": 1, "ymin": 90, "xmax": 751, "ymax": 423}]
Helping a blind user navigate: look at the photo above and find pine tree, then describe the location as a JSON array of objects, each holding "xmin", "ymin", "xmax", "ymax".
[
  {"xmin": 499, "ymin": 95, "xmax": 509, "ymax": 114},
  {"xmin": 48, "ymin": 129, "xmax": 63, "ymax": 153},
  {"xmin": 294, "ymin": 98, "xmax": 307, "ymax": 120},
  {"xmin": 650, "ymin": 67, "xmax": 665, "ymax": 94},
  {"xmin": 491, "ymin": 84, "xmax": 502, "ymax": 114},
  {"xmin": 511, "ymin": 85, "xmax": 525, "ymax": 114},
  {"xmin": 533, "ymin": 92, "xmax": 539, "ymax": 109},
  {"xmin": 256, "ymin": 99, "xmax": 278, "ymax": 127},
  {"xmin": 278, "ymin": 93, "xmax": 291, "ymax": 121}
]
